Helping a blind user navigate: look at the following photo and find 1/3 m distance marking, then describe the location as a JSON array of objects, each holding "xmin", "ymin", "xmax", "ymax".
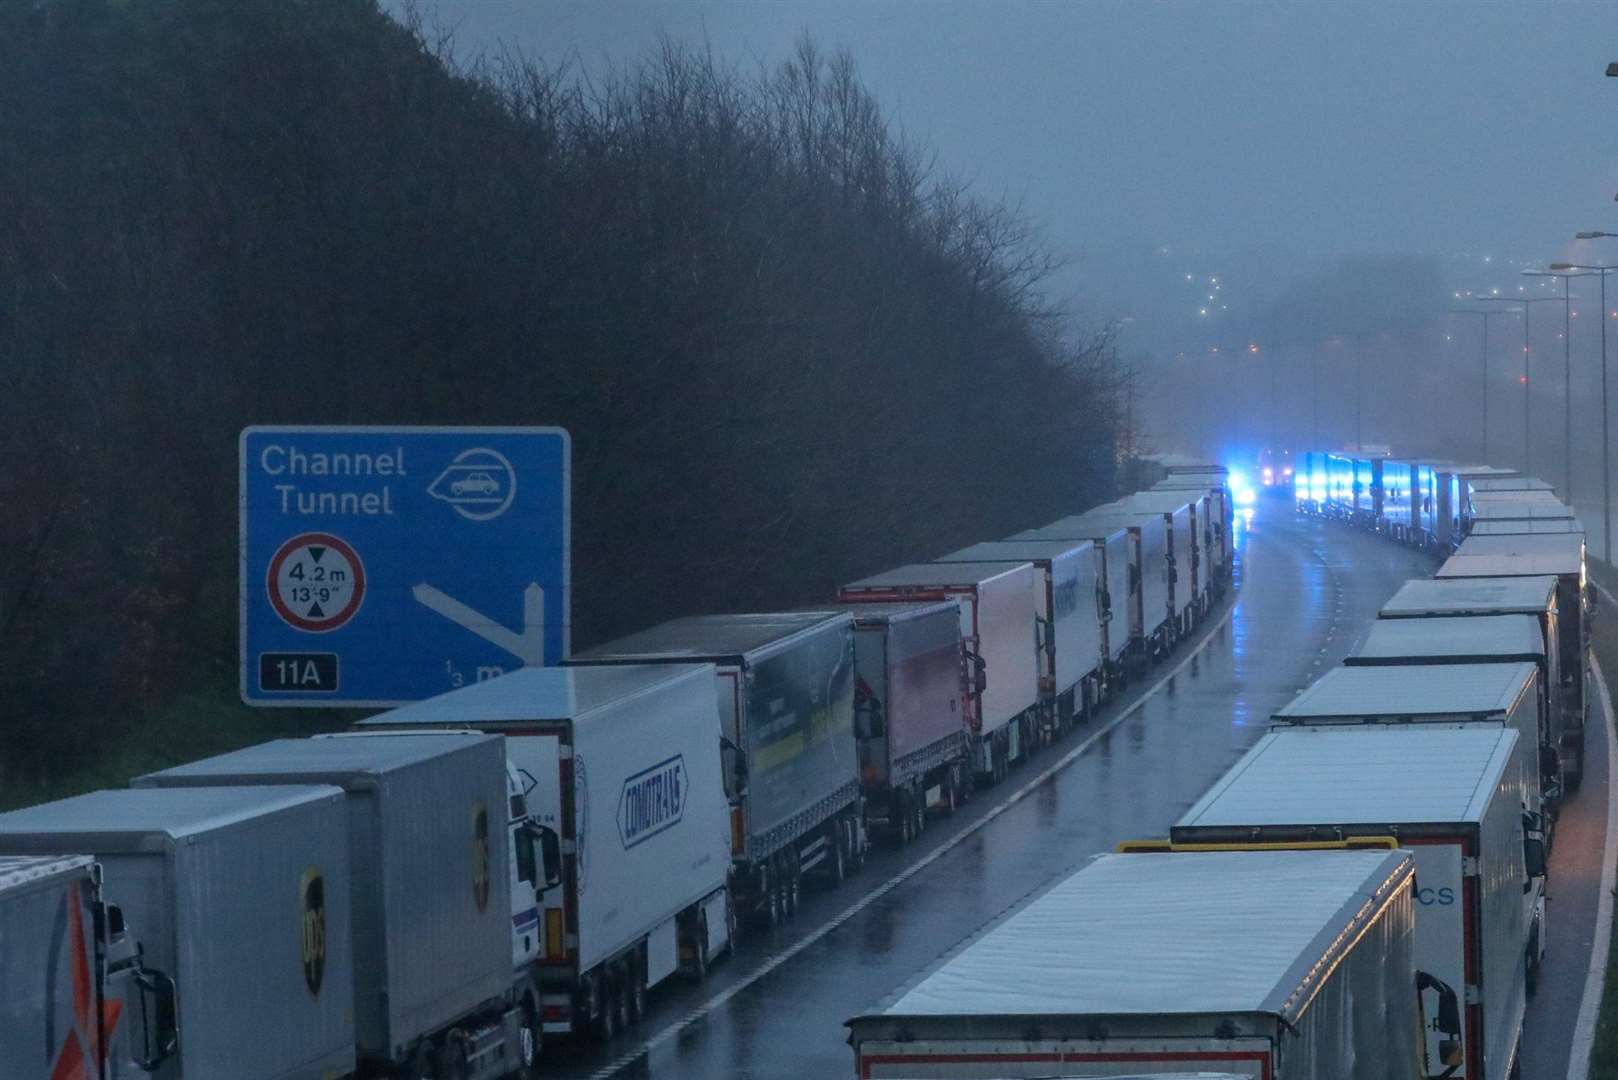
[{"xmin": 267, "ymin": 532, "xmax": 366, "ymax": 632}]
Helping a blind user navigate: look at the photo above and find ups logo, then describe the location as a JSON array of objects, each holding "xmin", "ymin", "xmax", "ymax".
[
  {"xmin": 301, "ymin": 867, "xmax": 326, "ymax": 996},
  {"xmin": 472, "ymin": 802, "xmax": 491, "ymax": 913}
]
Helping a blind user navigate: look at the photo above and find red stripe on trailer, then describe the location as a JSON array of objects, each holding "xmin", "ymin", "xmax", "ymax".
[{"xmin": 859, "ymin": 1050, "xmax": 1271, "ymax": 1080}]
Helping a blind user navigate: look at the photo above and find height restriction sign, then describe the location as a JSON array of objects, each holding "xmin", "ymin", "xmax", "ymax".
[{"xmin": 240, "ymin": 426, "xmax": 570, "ymax": 706}]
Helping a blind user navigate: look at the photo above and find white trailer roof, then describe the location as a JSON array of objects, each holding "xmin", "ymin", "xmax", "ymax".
[
  {"xmin": 1472, "ymin": 502, "xmax": 1576, "ymax": 522},
  {"xmin": 571, "ymin": 611, "xmax": 850, "ymax": 661},
  {"xmin": 1438, "ymin": 552, "xmax": 1580, "ymax": 580},
  {"xmin": 1380, "ymin": 576, "xmax": 1558, "ymax": 617},
  {"xmin": 0, "ymin": 786, "xmax": 343, "ymax": 844},
  {"xmin": 880, "ymin": 849, "xmax": 1411, "ymax": 1021},
  {"xmin": 1470, "ymin": 489, "xmax": 1565, "ymax": 505},
  {"xmin": 1471, "ymin": 477, "xmax": 1554, "ymax": 492},
  {"xmin": 1350, "ymin": 615, "xmax": 1544, "ymax": 661},
  {"xmin": 1178, "ymin": 727, "xmax": 1517, "ymax": 828},
  {"xmin": 358, "ymin": 663, "xmax": 713, "ymax": 727},
  {"xmin": 1114, "ymin": 491, "xmax": 1195, "ymax": 513},
  {"xmin": 1272, "ymin": 662, "xmax": 1536, "ymax": 720},
  {"xmin": 846, "ymin": 561, "xmax": 1033, "ymax": 590},
  {"xmin": 819, "ymin": 600, "xmax": 960, "ymax": 625},
  {"xmin": 1456, "ymin": 532, "xmax": 1584, "ymax": 562},
  {"xmin": 1471, "ymin": 518, "xmax": 1584, "ymax": 535},
  {"xmin": 936, "ymin": 539, "xmax": 1094, "ymax": 564},
  {"xmin": 1008, "ymin": 516, "xmax": 1131, "ymax": 542},
  {"xmin": 0, "ymin": 854, "xmax": 94, "ymax": 897}
]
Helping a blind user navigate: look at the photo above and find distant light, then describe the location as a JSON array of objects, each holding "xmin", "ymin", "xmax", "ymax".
[
  {"xmin": 1185, "ymin": 273, "xmax": 1193, "ymax": 281},
  {"xmin": 1485, "ymin": 256, "xmax": 1493, "ymax": 263},
  {"xmin": 1445, "ymin": 334, "xmax": 1453, "ymax": 341},
  {"xmin": 1200, "ymin": 308, "xmax": 1209, "ymax": 316},
  {"xmin": 1248, "ymin": 343, "xmax": 1260, "ymax": 353}
]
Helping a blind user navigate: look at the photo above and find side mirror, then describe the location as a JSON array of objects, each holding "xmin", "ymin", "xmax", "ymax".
[
  {"xmin": 132, "ymin": 963, "xmax": 179, "ymax": 1071},
  {"xmin": 530, "ymin": 823, "xmax": 563, "ymax": 890},
  {"xmin": 1417, "ymin": 970, "xmax": 1462, "ymax": 1049},
  {"xmin": 968, "ymin": 653, "xmax": 988, "ymax": 695},
  {"xmin": 720, "ymin": 735, "xmax": 748, "ymax": 797},
  {"xmin": 855, "ymin": 703, "xmax": 885, "ymax": 740}
]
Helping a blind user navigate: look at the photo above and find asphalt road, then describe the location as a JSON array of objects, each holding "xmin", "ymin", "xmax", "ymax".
[{"xmin": 542, "ymin": 497, "xmax": 1453, "ymax": 1079}]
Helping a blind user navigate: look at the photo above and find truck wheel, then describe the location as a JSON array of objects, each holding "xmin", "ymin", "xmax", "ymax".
[
  {"xmin": 786, "ymin": 853, "xmax": 801, "ymax": 917},
  {"xmin": 913, "ymin": 793, "xmax": 926, "ymax": 837},
  {"xmin": 518, "ymin": 997, "xmax": 541, "ymax": 1078},
  {"xmin": 766, "ymin": 868, "xmax": 783, "ymax": 928},
  {"xmin": 406, "ymin": 1040, "xmax": 435, "ymax": 1080},
  {"xmin": 611, "ymin": 964, "xmax": 631, "ymax": 1034},
  {"xmin": 829, "ymin": 826, "xmax": 847, "ymax": 886},
  {"xmin": 898, "ymin": 794, "xmax": 914, "ymax": 844}
]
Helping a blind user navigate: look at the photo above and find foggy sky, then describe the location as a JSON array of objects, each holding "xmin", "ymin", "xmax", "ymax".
[{"xmin": 400, "ymin": 2, "xmax": 1618, "ymax": 267}]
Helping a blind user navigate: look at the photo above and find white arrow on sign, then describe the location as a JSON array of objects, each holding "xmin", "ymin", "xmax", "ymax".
[{"xmin": 412, "ymin": 582, "xmax": 546, "ymax": 666}]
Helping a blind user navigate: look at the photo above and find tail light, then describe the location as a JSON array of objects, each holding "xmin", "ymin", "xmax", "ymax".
[{"xmin": 544, "ymin": 908, "xmax": 565, "ymax": 962}]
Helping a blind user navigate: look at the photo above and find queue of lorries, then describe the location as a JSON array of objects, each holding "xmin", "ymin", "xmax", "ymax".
[
  {"xmin": 846, "ymin": 451, "xmax": 1590, "ymax": 1080},
  {"xmin": 2, "ymin": 463, "xmax": 1234, "ymax": 1079}
]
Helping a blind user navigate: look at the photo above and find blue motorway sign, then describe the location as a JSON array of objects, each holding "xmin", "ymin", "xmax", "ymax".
[{"xmin": 240, "ymin": 426, "xmax": 569, "ymax": 706}]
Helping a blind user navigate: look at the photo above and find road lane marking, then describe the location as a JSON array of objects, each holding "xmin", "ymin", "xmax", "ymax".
[
  {"xmin": 1569, "ymin": 589, "xmax": 1618, "ymax": 1080},
  {"xmin": 581, "ymin": 589, "xmax": 1243, "ymax": 1080}
]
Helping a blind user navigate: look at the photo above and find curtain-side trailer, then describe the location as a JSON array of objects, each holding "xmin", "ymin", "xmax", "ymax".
[
  {"xmin": 354, "ymin": 664, "xmax": 733, "ymax": 1042},
  {"xmin": 1378, "ymin": 573, "xmax": 1579, "ymax": 793},
  {"xmin": 1175, "ymin": 726, "xmax": 1540, "ymax": 1080},
  {"xmin": 840, "ymin": 564, "xmax": 1040, "ymax": 784},
  {"xmin": 821, "ymin": 601, "xmax": 970, "ymax": 842},
  {"xmin": 846, "ymin": 848, "xmax": 1420, "ymax": 1079},
  {"xmin": 568, "ymin": 613, "xmax": 861, "ymax": 928},
  {"xmin": 936, "ymin": 539, "xmax": 1108, "ymax": 726}
]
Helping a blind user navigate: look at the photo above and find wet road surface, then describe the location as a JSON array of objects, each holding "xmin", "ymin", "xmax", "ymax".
[{"xmin": 543, "ymin": 500, "xmax": 1459, "ymax": 1079}]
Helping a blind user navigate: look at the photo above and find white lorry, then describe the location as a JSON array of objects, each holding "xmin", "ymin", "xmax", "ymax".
[
  {"xmin": 1, "ymin": 855, "xmax": 176, "ymax": 1079},
  {"xmin": 840, "ymin": 563, "xmax": 1040, "ymax": 783},
  {"xmin": 1174, "ymin": 726, "xmax": 1540, "ymax": 1079},
  {"xmin": 357, "ymin": 664, "xmax": 733, "ymax": 1041},
  {"xmin": 936, "ymin": 539, "xmax": 1108, "ymax": 727},
  {"xmin": 134, "ymin": 733, "xmax": 548, "ymax": 1078},
  {"xmin": 847, "ymin": 847, "xmax": 1422, "ymax": 1078}
]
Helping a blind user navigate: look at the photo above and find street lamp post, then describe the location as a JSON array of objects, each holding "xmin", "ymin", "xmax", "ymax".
[
  {"xmin": 1552, "ymin": 249, "xmax": 1618, "ymax": 562},
  {"xmin": 1521, "ymin": 268, "xmax": 1593, "ymax": 499},
  {"xmin": 1451, "ymin": 308, "xmax": 1508, "ymax": 461},
  {"xmin": 1476, "ymin": 295, "xmax": 1563, "ymax": 473}
]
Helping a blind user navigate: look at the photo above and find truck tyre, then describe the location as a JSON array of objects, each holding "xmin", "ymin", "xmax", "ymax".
[
  {"xmin": 593, "ymin": 974, "xmax": 619, "ymax": 1042},
  {"xmin": 898, "ymin": 793, "xmax": 914, "ymax": 844},
  {"xmin": 785, "ymin": 852, "xmax": 801, "ymax": 917},
  {"xmin": 766, "ymin": 866, "xmax": 783, "ymax": 928},
  {"xmin": 518, "ymin": 997, "xmax": 541, "ymax": 1078},
  {"xmin": 829, "ymin": 825, "xmax": 847, "ymax": 886},
  {"xmin": 405, "ymin": 1040, "xmax": 435, "ymax": 1080}
]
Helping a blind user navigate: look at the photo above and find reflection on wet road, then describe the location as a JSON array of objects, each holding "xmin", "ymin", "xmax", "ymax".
[{"xmin": 547, "ymin": 500, "xmax": 1439, "ymax": 1079}]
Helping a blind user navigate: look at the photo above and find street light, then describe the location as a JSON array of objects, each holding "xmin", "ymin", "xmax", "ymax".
[
  {"xmin": 1451, "ymin": 307, "xmax": 1510, "ymax": 461},
  {"xmin": 1522, "ymin": 268, "xmax": 1592, "ymax": 498},
  {"xmin": 1475, "ymin": 295, "xmax": 1562, "ymax": 473},
  {"xmin": 1551, "ymin": 252, "xmax": 1618, "ymax": 561}
]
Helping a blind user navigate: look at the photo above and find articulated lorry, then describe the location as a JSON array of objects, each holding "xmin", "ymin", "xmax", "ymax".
[
  {"xmin": 357, "ymin": 664, "xmax": 733, "ymax": 1040},
  {"xmin": 1008, "ymin": 515, "xmax": 1137, "ymax": 682},
  {"xmin": 1175, "ymin": 726, "xmax": 1540, "ymax": 1079},
  {"xmin": 936, "ymin": 539, "xmax": 1108, "ymax": 726},
  {"xmin": 1345, "ymin": 614, "xmax": 1563, "ymax": 811},
  {"xmin": 1, "ymin": 855, "xmax": 176, "ymax": 1079},
  {"xmin": 1440, "ymin": 533, "xmax": 1592, "ymax": 792},
  {"xmin": 1110, "ymin": 492, "xmax": 1201, "ymax": 632},
  {"xmin": 1380, "ymin": 575, "xmax": 1579, "ymax": 790},
  {"xmin": 0, "ymin": 786, "xmax": 360, "ymax": 1080},
  {"xmin": 823, "ymin": 601, "xmax": 970, "ymax": 844},
  {"xmin": 1151, "ymin": 473, "xmax": 1232, "ymax": 594},
  {"xmin": 847, "ymin": 847, "xmax": 1422, "ymax": 1079},
  {"xmin": 569, "ymin": 612, "xmax": 862, "ymax": 927},
  {"xmin": 839, "ymin": 564, "xmax": 1040, "ymax": 784},
  {"xmin": 134, "ymin": 733, "xmax": 546, "ymax": 1079}
]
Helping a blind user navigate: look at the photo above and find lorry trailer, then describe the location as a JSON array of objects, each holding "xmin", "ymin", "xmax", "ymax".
[
  {"xmin": 1150, "ymin": 475, "xmax": 1232, "ymax": 594},
  {"xmin": 1, "ymin": 854, "xmax": 175, "ymax": 1079},
  {"xmin": 821, "ymin": 601, "xmax": 970, "ymax": 843},
  {"xmin": 355, "ymin": 664, "xmax": 732, "ymax": 1041},
  {"xmin": 568, "ymin": 612, "xmax": 861, "ymax": 926},
  {"xmin": 839, "ymin": 564, "xmax": 1040, "ymax": 783},
  {"xmin": 0, "ymin": 786, "xmax": 357, "ymax": 1080},
  {"xmin": 1110, "ymin": 491, "xmax": 1201, "ymax": 630},
  {"xmin": 1174, "ymin": 726, "xmax": 1540, "ymax": 1080},
  {"xmin": 846, "ymin": 847, "xmax": 1421, "ymax": 1079},
  {"xmin": 135, "ymin": 734, "xmax": 538, "ymax": 1077},
  {"xmin": 1017, "ymin": 509, "xmax": 1173, "ymax": 661},
  {"xmin": 936, "ymin": 539, "xmax": 1107, "ymax": 726},
  {"xmin": 1344, "ymin": 614, "xmax": 1562, "ymax": 807},
  {"xmin": 1009, "ymin": 514, "xmax": 1142, "ymax": 676},
  {"xmin": 1270, "ymin": 661, "xmax": 1546, "ymax": 827}
]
